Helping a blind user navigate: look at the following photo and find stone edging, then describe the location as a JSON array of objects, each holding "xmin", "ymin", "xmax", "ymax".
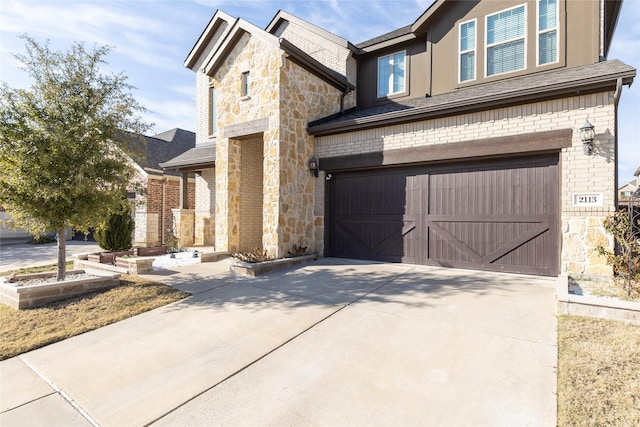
[
  {"xmin": 0, "ymin": 269, "xmax": 120, "ymax": 309},
  {"xmin": 230, "ymin": 254, "xmax": 319, "ymax": 277},
  {"xmin": 557, "ymin": 275, "xmax": 640, "ymax": 325}
]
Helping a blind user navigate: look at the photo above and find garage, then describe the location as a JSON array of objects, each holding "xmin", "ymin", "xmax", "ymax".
[{"xmin": 327, "ymin": 154, "xmax": 559, "ymax": 276}]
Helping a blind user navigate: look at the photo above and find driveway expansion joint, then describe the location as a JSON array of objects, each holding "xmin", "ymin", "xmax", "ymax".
[{"xmin": 18, "ymin": 355, "xmax": 100, "ymax": 427}]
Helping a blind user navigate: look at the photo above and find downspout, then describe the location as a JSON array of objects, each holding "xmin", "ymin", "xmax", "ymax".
[
  {"xmin": 161, "ymin": 177, "xmax": 166, "ymax": 245},
  {"xmin": 340, "ymin": 87, "xmax": 352, "ymax": 116},
  {"xmin": 613, "ymin": 77, "xmax": 623, "ymax": 208}
]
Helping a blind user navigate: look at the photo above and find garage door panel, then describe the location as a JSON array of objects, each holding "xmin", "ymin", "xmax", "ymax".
[{"xmin": 328, "ymin": 155, "xmax": 559, "ymax": 276}]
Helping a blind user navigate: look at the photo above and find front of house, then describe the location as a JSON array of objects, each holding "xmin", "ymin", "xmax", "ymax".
[{"xmin": 163, "ymin": 0, "xmax": 635, "ymax": 277}]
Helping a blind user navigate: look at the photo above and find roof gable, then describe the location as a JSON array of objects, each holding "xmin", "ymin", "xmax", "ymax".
[
  {"xmin": 266, "ymin": 10, "xmax": 353, "ymax": 50},
  {"xmin": 203, "ymin": 18, "xmax": 281, "ymax": 76},
  {"xmin": 184, "ymin": 10, "xmax": 235, "ymax": 71}
]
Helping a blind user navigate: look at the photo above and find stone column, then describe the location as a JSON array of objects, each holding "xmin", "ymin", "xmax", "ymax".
[
  {"xmin": 195, "ymin": 211, "xmax": 215, "ymax": 246},
  {"xmin": 171, "ymin": 209, "xmax": 195, "ymax": 247}
]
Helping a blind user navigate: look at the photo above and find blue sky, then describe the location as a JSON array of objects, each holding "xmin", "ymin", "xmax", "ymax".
[{"xmin": 0, "ymin": 0, "xmax": 638, "ymax": 183}]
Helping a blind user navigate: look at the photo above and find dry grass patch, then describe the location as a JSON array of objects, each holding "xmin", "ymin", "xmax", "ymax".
[
  {"xmin": 571, "ymin": 276, "xmax": 640, "ymax": 302},
  {"xmin": 0, "ymin": 261, "xmax": 75, "ymax": 276},
  {"xmin": 558, "ymin": 315, "xmax": 640, "ymax": 426},
  {"xmin": 0, "ymin": 276, "xmax": 188, "ymax": 360}
]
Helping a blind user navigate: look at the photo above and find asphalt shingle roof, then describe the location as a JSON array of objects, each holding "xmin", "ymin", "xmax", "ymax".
[
  {"xmin": 308, "ymin": 60, "xmax": 636, "ymax": 136},
  {"xmin": 126, "ymin": 128, "xmax": 196, "ymax": 175},
  {"xmin": 159, "ymin": 142, "xmax": 216, "ymax": 170}
]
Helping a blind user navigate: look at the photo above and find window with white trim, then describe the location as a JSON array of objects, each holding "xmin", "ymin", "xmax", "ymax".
[
  {"xmin": 209, "ymin": 86, "xmax": 217, "ymax": 135},
  {"xmin": 486, "ymin": 4, "xmax": 526, "ymax": 76},
  {"xmin": 377, "ymin": 51, "xmax": 405, "ymax": 97},
  {"xmin": 538, "ymin": 0, "xmax": 558, "ymax": 65},
  {"xmin": 459, "ymin": 19, "xmax": 476, "ymax": 82}
]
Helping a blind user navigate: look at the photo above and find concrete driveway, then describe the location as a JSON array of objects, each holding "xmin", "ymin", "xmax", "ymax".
[{"xmin": 0, "ymin": 258, "xmax": 557, "ymax": 426}]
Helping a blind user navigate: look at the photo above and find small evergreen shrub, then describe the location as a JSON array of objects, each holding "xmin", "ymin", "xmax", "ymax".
[{"xmin": 95, "ymin": 203, "xmax": 134, "ymax": 251}]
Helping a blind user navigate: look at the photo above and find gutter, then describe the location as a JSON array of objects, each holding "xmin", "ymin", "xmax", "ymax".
[{"xmin": 308, "ymin": 68, "xmax": 636, "ymax": 137}]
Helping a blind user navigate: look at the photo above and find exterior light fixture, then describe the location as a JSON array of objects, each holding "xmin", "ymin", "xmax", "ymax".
[
  {"xmin": 308, "ymin": 157, "xmax": 319, "ymax": 177},
  {"xmin": 579, "ymin": 119, "xmax": 595, "ymax": 155}
]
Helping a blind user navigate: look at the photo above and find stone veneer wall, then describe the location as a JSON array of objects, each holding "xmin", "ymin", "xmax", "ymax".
[
  {"xmin": 315, "ymin": 92, "xmax": 617, "ymax": 276},
  {"xmin": 277, "ymin": 58, "xmax": 347, "ymax": 256},
  {"xmin": 212, "ymin": 33, "xmax": 282, "ymax": 254},
  {"xmin": 209, "ymin": 30, "xmax": 348, "ymax": 257}
]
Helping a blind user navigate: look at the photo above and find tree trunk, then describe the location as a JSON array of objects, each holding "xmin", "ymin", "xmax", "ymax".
[{"xmin": 57, "ymin": 227, "xmax": 66, "ymax": 281}]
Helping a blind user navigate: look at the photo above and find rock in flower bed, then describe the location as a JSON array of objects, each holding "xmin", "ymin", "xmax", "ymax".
[{"xmin": 0, "ymin": 269, "xmax": 120, "ymax": 310}]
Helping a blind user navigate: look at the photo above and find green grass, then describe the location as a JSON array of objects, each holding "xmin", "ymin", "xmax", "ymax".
[
  {"xmin": 558, "ymin": 315, "xmax": 640, "ymax": 426},
  {"xmin": 0, "ymin": 275, "xmax": 188, "ymax": 360}
]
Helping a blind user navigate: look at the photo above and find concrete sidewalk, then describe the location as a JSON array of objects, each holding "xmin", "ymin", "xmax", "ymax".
[
  {"xmin": 0, "ymin": 240, "xmax": 101, "ymax": 272},
  {"xmin": 0, "ymin": 258, "xmax": 558, "ymax": 426}
]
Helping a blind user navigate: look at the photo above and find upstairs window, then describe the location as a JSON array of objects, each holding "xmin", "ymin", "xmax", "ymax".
[
  {"xmin": 459, "ymin": 19, "xmax": 476, "ymax": 82},
  {"xmin": 241, "ymin": 71, "xmax": 250, "ymax": 97},
  {"xmin": 538, "ymin": 0, "xmax": 558, "ymax": 65},
  {"xmin": 209, "ymin": 86, "xmax": 217, "ymax": 136},
  {"xmin": 486, "ymin": 4, "xmax": 526, "ymax": 76},
  {"xmin": 377, "ymin": 51, "xmax": 405, "ymax": 97}
]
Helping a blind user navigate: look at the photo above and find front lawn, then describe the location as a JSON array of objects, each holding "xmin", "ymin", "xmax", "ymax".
[
  {"xmin": 558, "ymin": 315, "xmax": 640, "ymax": 426},
  {"xmin": 0, "ymin": 274, "xmax": 188, "ymax": 360}
]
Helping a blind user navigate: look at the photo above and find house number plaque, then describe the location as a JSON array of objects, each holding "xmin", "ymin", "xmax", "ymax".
[{"xmin": 572, "ymin": 192, "xmax": 603, "ymax": 207}]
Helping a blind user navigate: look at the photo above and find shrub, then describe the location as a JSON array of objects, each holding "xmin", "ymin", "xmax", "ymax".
[
  {"xmin": 95, "ymin": 204, "xmax": 134, "ymax": 251},
  {"xmin": 232, "ymin": 248, "xmax": 274, "ymax": 263},
  {"xmin": 596, "ymin": 210, "xmax": 640, "ymax": 296}
]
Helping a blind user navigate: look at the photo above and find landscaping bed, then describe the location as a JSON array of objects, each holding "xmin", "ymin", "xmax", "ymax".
[
  {"xmin": 230, "ymin": 253, "xmax": 318, "ymax": 277},
  {"xmin": 0, "ymin": 269, "xmax": 120, "ymax": 309}
]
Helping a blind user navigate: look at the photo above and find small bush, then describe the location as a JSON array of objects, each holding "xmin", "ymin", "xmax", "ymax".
[
  {"xmin": 596, "ymin": 210, "xmax": 640, "ymax": 296},
  {"xmin": 232, "ymin": 248, "xmax": 274, "ymax": 263},
  {"xmin": 29, "ymin": 234, "xmax": 56, "ymax": 244},
  {"xmin": 287, "ymin": 244, "xmax": 309, "ymax": 258},
  {"xmin": 95, "ymin": 203, "xmax": 134, "ymax": 251}
]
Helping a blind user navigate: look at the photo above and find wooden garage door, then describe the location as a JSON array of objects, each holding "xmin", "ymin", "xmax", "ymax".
[{"xmin": 327, "ymin": 155, "xmax": 559, "ymax": 276}]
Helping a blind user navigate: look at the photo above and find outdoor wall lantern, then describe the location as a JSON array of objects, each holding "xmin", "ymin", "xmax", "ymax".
[
  {"xmin": 579, "ymin": 119, "xmax": 595, "ymax": 155},
  {"xmin": 308, "ymin": 157, "xmax": 319, "ymax": 177}
]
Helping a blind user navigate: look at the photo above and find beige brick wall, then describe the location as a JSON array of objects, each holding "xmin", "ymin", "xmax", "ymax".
[
  {"xmin": 273, "ymin": 19, "xmax": 357, "ymax": 85},
  {"xmin": 239, "ymin": 136, "xmax": 263, "ymax": 251},
  {"xmin": 194, "ymin": 23, "xmax": 229, "ymax": 145},
  {"xmin": 315, "ymin": 91, "xmax": 617, "ymax": 276},
  {"xmin": 195, "ymin": 168, "xmax": 215, "ymax": 246}
]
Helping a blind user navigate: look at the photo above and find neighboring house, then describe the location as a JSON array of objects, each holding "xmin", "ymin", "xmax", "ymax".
[
  {"xmin": 163, "ymin": 0, "xmax": 635, "ymax": 277},
  {"xmin": 128, "ymin": 129, "xmax": 196, "ymax": 247},
  {"xmin": 618, "ymin": 166, "xmax": 640, "ymax": 206},
  {"xmin": 0, "ymin": 207, "xmax": 31, "ymax": 243},
  {"xmin": 0, "ymin": 129, "xmax": 196, "ymax": 246}
]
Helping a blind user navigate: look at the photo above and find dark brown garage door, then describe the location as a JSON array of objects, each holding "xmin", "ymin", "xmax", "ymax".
[{"xmin": 327, "ymin": 154, "xmax": 559, "ymax": 276}]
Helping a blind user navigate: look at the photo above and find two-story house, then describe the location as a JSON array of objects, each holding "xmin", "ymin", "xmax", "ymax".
[{"xmin": 163, "ymin": 0, "xmax": 635, "ymax": 278}]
